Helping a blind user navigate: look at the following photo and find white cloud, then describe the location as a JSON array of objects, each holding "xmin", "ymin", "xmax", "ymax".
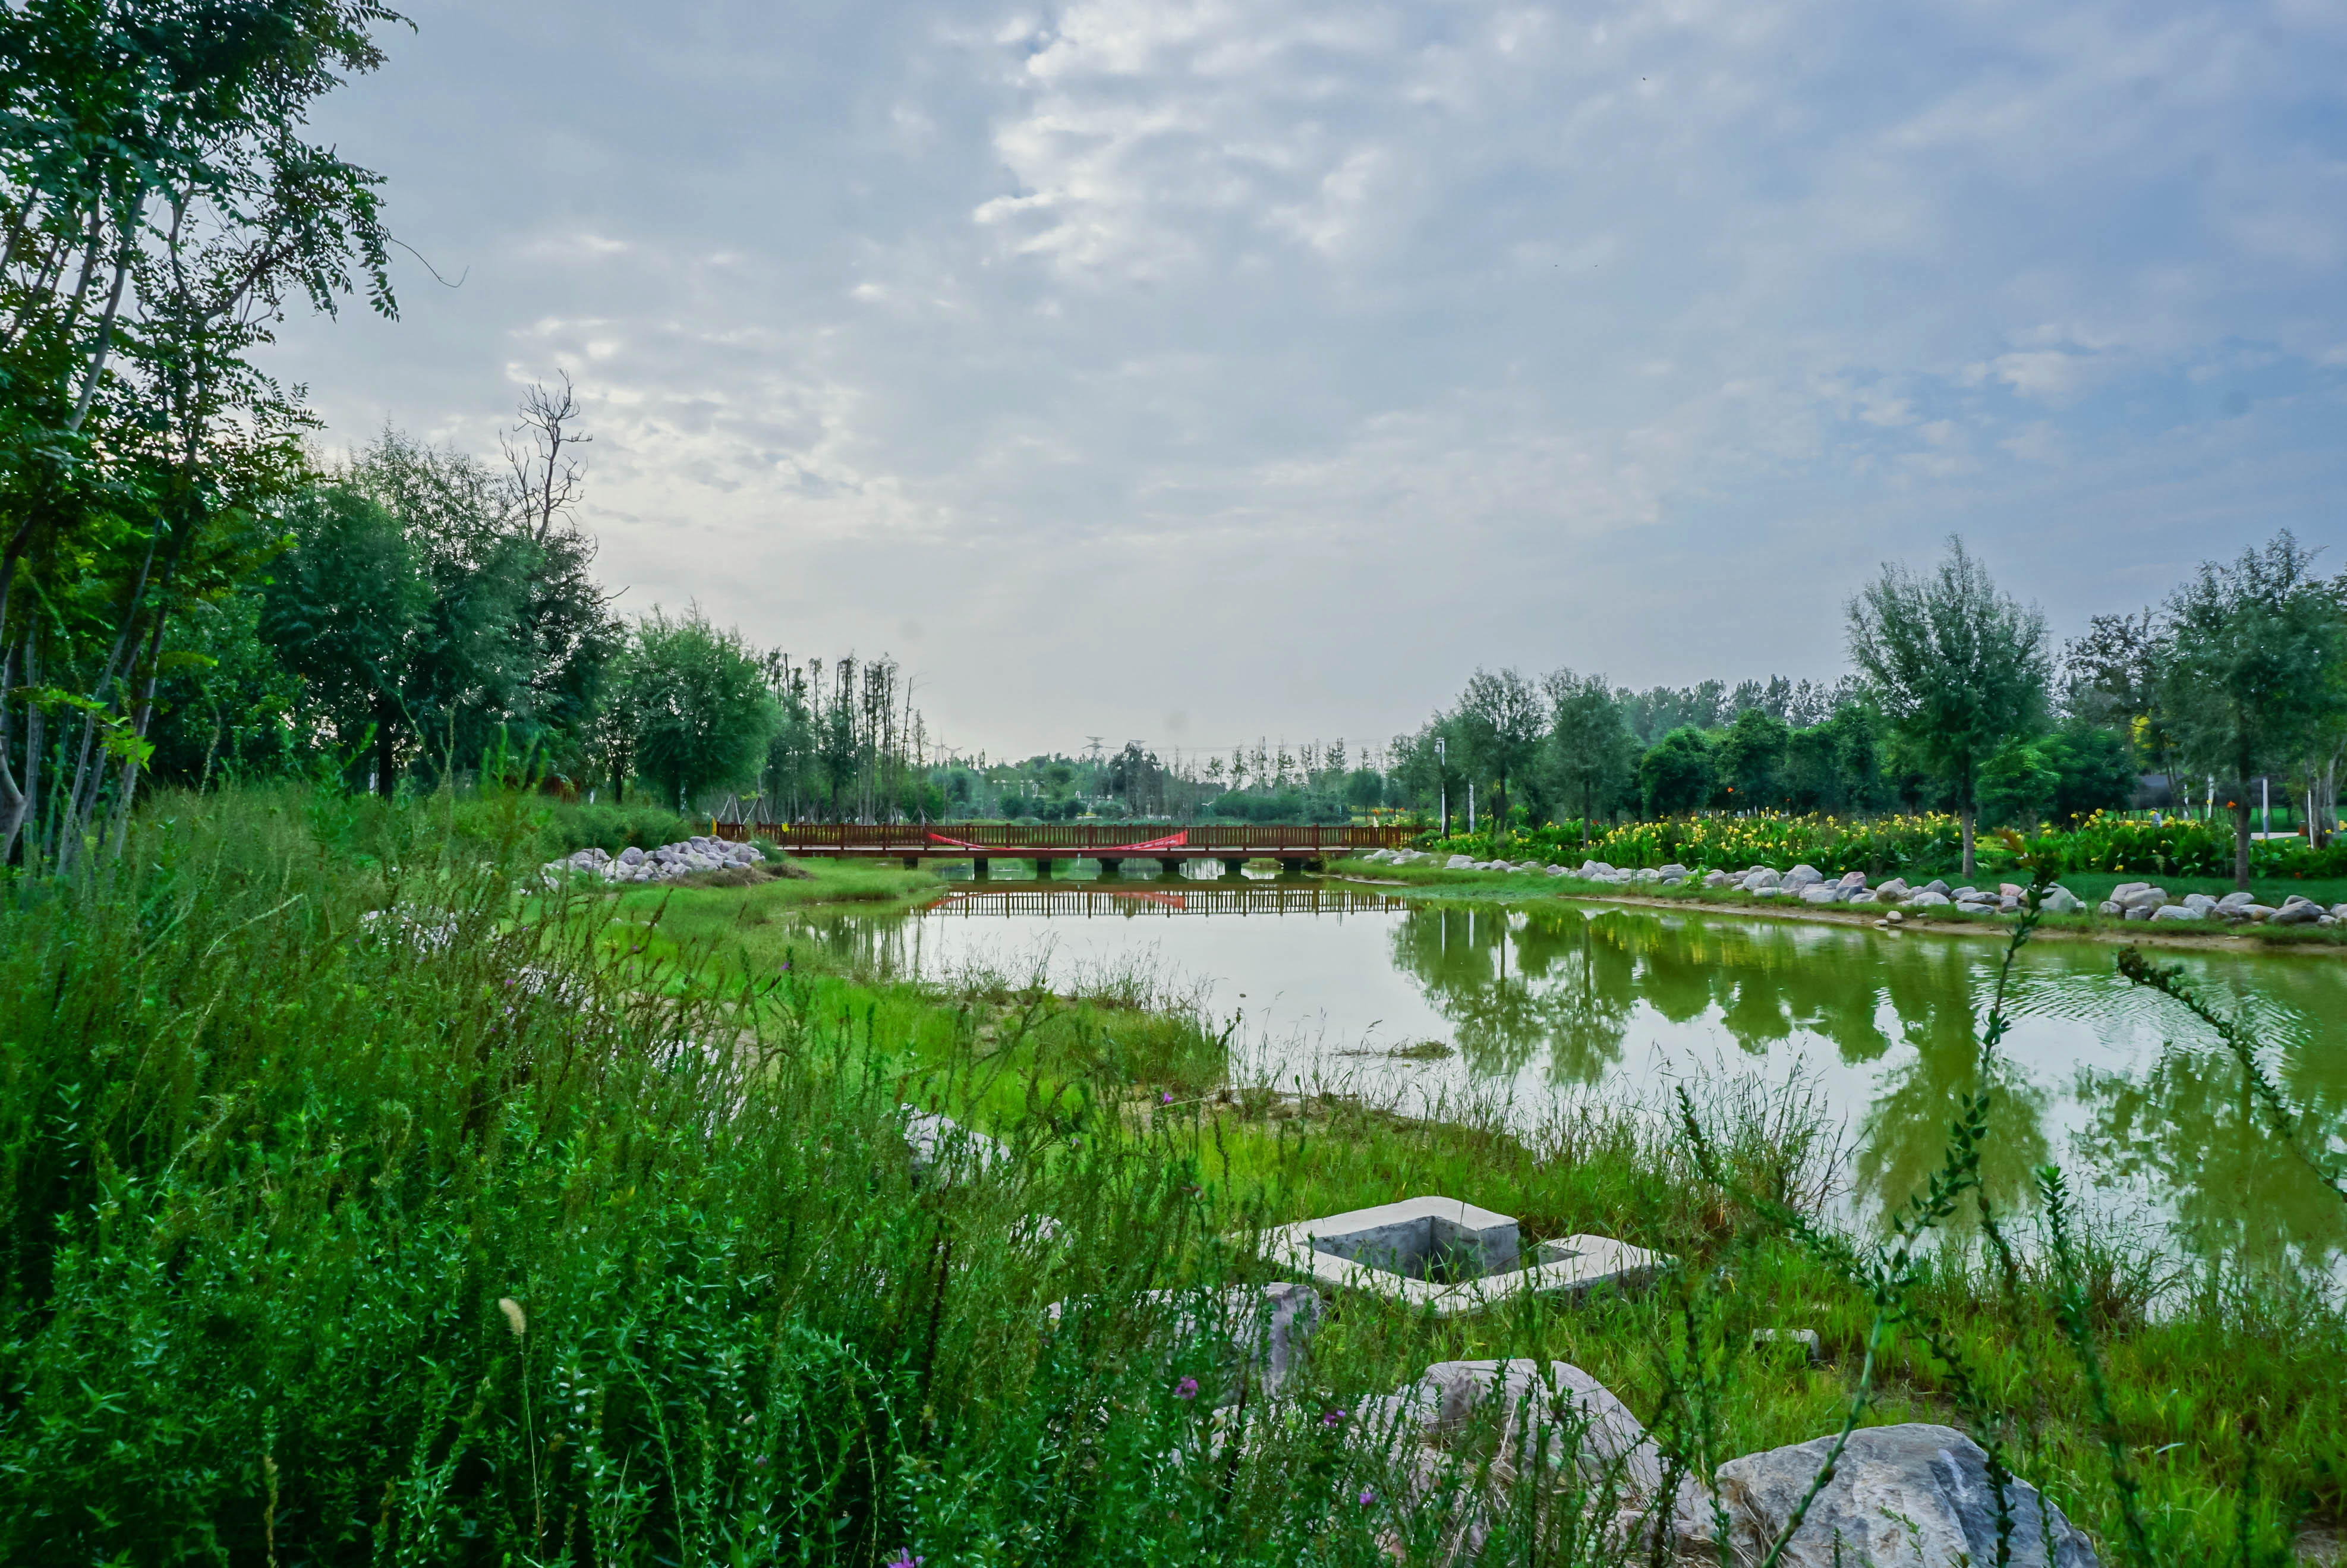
[{"xmin": 270, "ymin": 0, "xmax": 2347, "ymax": 753}]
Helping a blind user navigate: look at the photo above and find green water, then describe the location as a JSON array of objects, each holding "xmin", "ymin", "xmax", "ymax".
[{"xmin": 818, "ymin": 883, "xmax": 2347, "ymax": 1258}]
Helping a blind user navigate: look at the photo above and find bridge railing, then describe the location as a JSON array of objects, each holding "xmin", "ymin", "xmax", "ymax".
[{"xmin": 710, "ymin": 821, "xmax": 1415, "ymax": 854}]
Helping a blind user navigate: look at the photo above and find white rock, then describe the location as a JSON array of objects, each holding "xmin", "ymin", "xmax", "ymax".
[
  {"xmin": 1715, "ymin": 1424, "xmax": 2099, "ymax": 1568},
  {"xmin": 2150, "ymin": 903, "xmax": 2203, "ymax": 922},
  {"xmin": 1908, "ymin": 890, "xmax": 1952, "ymax": 908},
  {"xmin": 2040, "ymin": 886, "xmax": 2084, "ymax": 914},
  {"xmin": 1783, "ymin": 864, "xmax": 1825, "ymax": 889}
]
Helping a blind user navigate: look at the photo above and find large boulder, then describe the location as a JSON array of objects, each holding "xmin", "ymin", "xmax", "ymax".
[
  {"xmin": 1801, "ymin": 884, "xmax": 1846, "ymax": 905},
  {"xmin": 1783, "ymin": 864, "xmax": 1825, "ymax": 890},
  {"xmin": 1716, "ymin": 1424, "xmax": 2099, "ymax": 1568},
  {"xmin": 1360, "ymin": 1359, "xmax": 1709, "ymax": 1560},
  {"xmin": 1908, "ymin": 890, "xmax": 1952, "ymax": 909},
  {"xmin": 2040, "ymin": 886, "xmax": 2084, "ymax": 914},
  {"xmin": 2149, "ymin": 903, "xmax": 2203, "ymax": 922},
  {"xmin": 1743, "ymin": 869, "xmax": 1782, "ymax": 892},
  {"xmin": 2272, "ymin": 897, "xmax": 2323, "ymax": 926}
]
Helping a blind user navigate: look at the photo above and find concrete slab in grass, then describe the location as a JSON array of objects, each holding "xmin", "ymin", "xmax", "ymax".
[{"xmin": 1261, "ymin": 1195, "xmax": 1666, "ymax": 1317}]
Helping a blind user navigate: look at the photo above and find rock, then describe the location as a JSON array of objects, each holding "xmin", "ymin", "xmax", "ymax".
[
  {"xmin": 2040, "ymin": 886, "xmax": 2083, "ymax": 914},
  {"xmin": 1921, "ymin": 879, "xmax": 1951, "ymax": 896},
  {"xmin": 1999, "ymin": 883, "xmax": 2024, "ymax": 899},
  {"xmin": 905, "ymin": 1110, "xmax": 1006, "ymax": 1183},
  {"xmin": 1705, "ymin": 870, "xmax": 1734, "ymax": 887},
  {"xmin": 2245, "ymin": 904, "xmax": 2277, "ymax": 921},
  {"xmin": 1750, "ymin": 1328, "xmax": 1822, "ymax": 1364},
  {"xmin": 1715, "ymin": 1423, "xmax": 2099, "ymax": 1568},
  {"xmin": 1801, "ymin": 884, "xmax": 1845, "ymax": 905},
  {"xmin": 2110, "ymin": 881, "xmax": 2149, "ymax": 902},
  {"xmin": 1743, "ymin": 869, "xmax": 1782, "ymax": 892},
  {"xmin": 1838, "ymin": 870, "xmax": 1867, "ymax": 889},
  {"xmin": 1361, "ymin": 1359, "xmax": 1710, "ymax": 1552},
  {"xmin": 1876, "ymin": 877, "xmax": 1910, "ymax": 899},
  {"xmin": 1099, "ymin": 1282, "xmax": 1324, "ymax": 1405},
  {"xmin": 1784, "ymin": 864, "xmax": 1825, "ymax": 889},
  {"xmin": 1658, "ymin": 863, "xmax": 1688, "ymax": 879},
  {"xmin": 2150, "ymin": 903, "xmax": 2203, "ymax": 922},
  {"xmin": 1908, "ymin": 890, "xmax": 1951, "ymax": 909},
  {"xmin": 2119, "ymin": 886, "xmax": 2169, "ymax": 912},
  {"xmin": 618, "ymin": 845, "xmax": 645, "ymax": 865},
  {"xmin": 2272, "ymin": 899, "xmax": 2323, "ymax": 925},
  {"xmin": 2122, "ymin": 905, "xmax": 2150, "ymax": 921},
  {"xmin": 2182, "ymin": 893, "xmax": 2217, "ymax": 915},
  {"xmin": 1950, "ymin": 886, "xmax": 1978, "ymax": 903},
  {"xmin": 1847, "ymin": 890, "xmax": 1878, "ymax": 905},
  {"xmin": 2218, "ymin": 891, "xmax": 2257, "ymax": 912},
  {"xmin": 1885, "ymin": 909, "xmax": 1905, "ymax": 925},
  {"xmin": 2333, "ymin": 903, "xmax": 2347, "ymax": 920},
  {"xmin": 1447, "ymin": 855, "xmax": 1477, "ymax": 870}
]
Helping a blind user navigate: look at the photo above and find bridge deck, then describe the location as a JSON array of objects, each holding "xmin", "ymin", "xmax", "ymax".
[{"xmin": 713, "ymin": 821, "xmax": 1410, "ymax": 865}]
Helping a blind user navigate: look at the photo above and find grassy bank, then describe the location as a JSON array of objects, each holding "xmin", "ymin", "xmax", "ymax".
[
  {"xmin": 1, "ymin": 786, "xmax": 2339, "ymax": 1561},
  {"xmin": 1335, "ymin": 854, "xmax": 2347, "ymax": 949}
]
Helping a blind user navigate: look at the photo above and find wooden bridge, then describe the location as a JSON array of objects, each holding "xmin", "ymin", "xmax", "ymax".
[{"xmin": 710, "ymin": 820, "xmax": 1412, "ymax": 877}]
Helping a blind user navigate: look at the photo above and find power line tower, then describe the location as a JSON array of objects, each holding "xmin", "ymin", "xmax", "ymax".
[{"xmin": 1085, "ymin": 736, "xmax": 1106, "ymax": 764}]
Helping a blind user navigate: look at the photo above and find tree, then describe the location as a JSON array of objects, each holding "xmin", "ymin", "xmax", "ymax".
[
  {"xmin": 2039, "ymin": 726, "xmax": 2137, "ymax": 824},
  {"xmin": 1847, "ymin": 537, "xmax": 2050, "ymax": 878},
  {"xmin": 624, "ymin": 607, "xmax": 779, "ymax": 811},
  {"xmin": 1977, "ymin": 739, "xmax": 2059, "ymax": 829},
  {"xmin": 1713, "ymin": 707, "xmax": 1791, "ymax": 811},
  {"xmin": 2157, "ymin": 531, "xmax": 2346, "ymax": 889},
  {"xmin": 0, "ymin": 0, "xmax": 401, "ymax": 863},
  {"xmin": 1639, "ymin": 727, "xmax": 1715, "ymax": 817},
  {"xmin": 260, "ymin": 486, "xmax": 429, "ymax": 792},
  {"xmin": 1542, "ymin": 668, "xmax": 1633, "ymax": 827},
  {"xmin": 1452, "ymin": 667, "xmax": 1544, "ymax": 838}
]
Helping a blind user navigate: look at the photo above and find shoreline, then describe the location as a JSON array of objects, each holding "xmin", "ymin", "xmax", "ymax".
[{"xmin": 1325, "ymin": 869, "xmax": 2347, "ymax": 956}]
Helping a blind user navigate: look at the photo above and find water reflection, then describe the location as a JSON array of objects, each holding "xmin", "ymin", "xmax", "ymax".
[
  {"xmin": 1382, "ymin": 902, "xmax": 2344, "ymax": 1248},
  {"xmin": 816, "ymin": 885, "xmax": 2347, "ymax": 1258}
]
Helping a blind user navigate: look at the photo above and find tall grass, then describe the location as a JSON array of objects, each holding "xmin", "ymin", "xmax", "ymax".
[{"xmin": 0, "ymin": 788, "xmax": 1421, "ymax": 1564}]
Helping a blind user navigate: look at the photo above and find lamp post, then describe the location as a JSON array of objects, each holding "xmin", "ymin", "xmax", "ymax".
[{"xmin": 1436, "ymin": 736, "xmax": 1447, "ymax": 838}]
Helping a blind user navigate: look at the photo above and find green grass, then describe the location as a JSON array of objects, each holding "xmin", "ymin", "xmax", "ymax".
[
  {"xmin": 1333, "ymin": 855, "xmax": 2347, "ymax": 947},
  {"xmin": 2, "ymin": 785, "xmax": 2339, "ymax": 1563}
]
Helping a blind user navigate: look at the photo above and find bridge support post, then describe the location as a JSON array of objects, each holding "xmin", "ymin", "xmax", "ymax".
[
  {"xmin": 1220, "ymin": 858, "xmax": 1246, "ymax": 880},
  {"xmin": 1097, "ymin": 858, "xmax": 1124, "ymax": 879},
  {"xmin": 972, "ymin": 858, "xmax": 990, "ymax": 880},
  {"xmin": 1157, "ymin": 858, "xmax": 1185, "ymax": 880},
  {"xmin": 1279, "ymin": 857, "xmax": 1307, "ymax": 877},
  {"xmin": 1035, "ymin": 858, "xmax": 1055, "ymax": 880}
]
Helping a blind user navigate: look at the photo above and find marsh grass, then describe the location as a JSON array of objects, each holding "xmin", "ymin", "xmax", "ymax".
[{"xmin": 8, "ymin": 788, "xmax": 2347, "ymax": 1563}]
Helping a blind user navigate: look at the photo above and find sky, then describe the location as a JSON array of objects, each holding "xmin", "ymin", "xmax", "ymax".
[{"xmin": 272, "ymin": 0, "xmax": 2347, "ymax": 762}]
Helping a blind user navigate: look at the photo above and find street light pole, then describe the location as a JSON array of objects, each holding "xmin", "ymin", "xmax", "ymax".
[{"xmin": 1436, "ymin": 737, "xmax": 1448, "ymax": 838}]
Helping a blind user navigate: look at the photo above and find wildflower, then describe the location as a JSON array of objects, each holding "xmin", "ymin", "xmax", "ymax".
[
  {"xmin": 1359, "ymin": 1488, "xmax": 1376, "ymax": 1506},
  {"xmin": 1175, "ymin": 1376, "xmax": 1199, "ymax": 1400},
  {"xmin": 1161, "ymin": 1091, "xmax": 1175, "ymax": 1104},
  {"xmin": 886, "ymin": 1554, "xmax": 923, "ymax": 1568},
  {"xmin": 1321, "ymin": 1408, "xmax": 1346, "ymax": 1428}
]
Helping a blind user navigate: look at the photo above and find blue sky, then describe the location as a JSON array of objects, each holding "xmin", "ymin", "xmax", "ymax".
[{"xmin": 274, "ymin": 0, "xmax": 2347, "ymax": 759}]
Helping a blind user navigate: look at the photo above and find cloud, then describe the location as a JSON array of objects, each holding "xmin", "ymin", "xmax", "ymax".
[{"xmin": 269, "ymin": 0, "xmax": 2347, "ymax": 753}]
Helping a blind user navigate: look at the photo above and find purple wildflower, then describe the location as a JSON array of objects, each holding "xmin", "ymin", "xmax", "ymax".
[
  {"xmin": 1321, "ymin": 1408, "xmax": 1346, "ymax": 1428},
  {"xmin": 1175, "ymin": 1376, "xmax": 1199, "ymax": 1400},
  {"xmin": 1161, "ymin": 1091, "xmax": 1175, "ymax": 1104},
  {"xmin": 1359, "ymin": 1488, "xmax": 1376, "ymax": 1507},
  {"xmin": 886, "ymin": 1555, "xmax": 923, "ymax": 1568}
]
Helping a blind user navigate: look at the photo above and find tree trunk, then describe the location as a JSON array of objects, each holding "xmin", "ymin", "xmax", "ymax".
[
  {"xmin": 1959, "ymin": 805, "xmax": 1976, "ymax": 881},
  {"xmin": 375, "ymin": 720, "xmax": 397, "ymax": 800},
  {"xmin": 2234, "ymin": 798, "xmax": 2253, "ymax": 892}
]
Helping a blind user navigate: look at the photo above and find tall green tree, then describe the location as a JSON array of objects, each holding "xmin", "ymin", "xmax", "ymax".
[
  {"xmin": 1541, "ymin": 667, "xmax": 1633, "ymax": 827},
  {"xmin": 1713, "ymin": 707, "xmax": 1791, "ymax": 811},
  {"xmin": 1451, "ymin": 667, "xmax": 1544, "ymax": 835},
  {"xmin": 0, "ymin": 0, "xmax": 401, "ymax": 864},
  {"xmin": 1639, "ymin": 726, "xmax": 1715, "ymax": 817},
  {"xmin": 1847, "ymin": 536, "xmax": 2050, "ymax": 878},
  {"xmin": 2157, "ymin": 531, "xmax": 2346, "ymax": 889},
  {"xmin": 259, "ymin": 484, "xmax": 429, "ymax": 791},
  {"xmin": 623, "ymin": 606, "xmax": 778, "ymax": 812}
]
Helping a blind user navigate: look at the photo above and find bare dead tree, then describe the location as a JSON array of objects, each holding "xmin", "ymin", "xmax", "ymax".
[{"xmin": 504, "ymin": 371, "xmax": 591, "ymax": 544}]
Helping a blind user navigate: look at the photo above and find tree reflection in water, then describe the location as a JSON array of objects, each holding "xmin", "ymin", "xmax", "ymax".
[{"xmin": 1383, "ymin": 902, "xmax": 2342, "ymax": 1238}]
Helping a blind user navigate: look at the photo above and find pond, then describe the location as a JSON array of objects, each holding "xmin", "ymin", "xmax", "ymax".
[{"xmin": 796, "ymin": 878, "xmax": 2347, "ymax": 1261}]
